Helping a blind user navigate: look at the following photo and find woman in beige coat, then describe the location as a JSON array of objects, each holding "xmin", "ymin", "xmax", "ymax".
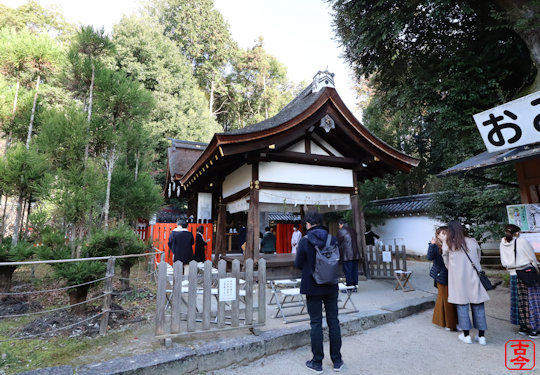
[{"xmin": 442, "ymin": 221, "xmax": 490, "ymax": 345}]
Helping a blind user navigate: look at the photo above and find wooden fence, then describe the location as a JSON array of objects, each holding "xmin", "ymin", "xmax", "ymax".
[
  {"xmin": 366, "ymin": 244, "xmax": 407, "ymax": 279},
  {"xmin": 0, "ymin": 252, "xmax": 158, "ymax": 337},
  {"xmin": 155, "ymin": 258, "xmax": 266, "ymax": 344}
]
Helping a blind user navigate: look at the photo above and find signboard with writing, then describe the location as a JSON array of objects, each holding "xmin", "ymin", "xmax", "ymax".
[
  {"xmin": 219, "ymin": 278, "xmax": 236, "ymax": 302},
  {"xmin": 473, "ymin": 90, "xmax": 540, "ymax": 152}
]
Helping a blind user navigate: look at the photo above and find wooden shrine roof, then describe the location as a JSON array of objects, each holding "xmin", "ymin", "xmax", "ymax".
[{"xmin": 176, "ymin": 72, "xmax": 419, "ymax": 191}]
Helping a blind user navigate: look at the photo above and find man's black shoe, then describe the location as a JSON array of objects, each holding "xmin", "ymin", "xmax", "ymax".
[{"xmin": 305, "ymin": 360, "xmax": 323, "ymax": 374}]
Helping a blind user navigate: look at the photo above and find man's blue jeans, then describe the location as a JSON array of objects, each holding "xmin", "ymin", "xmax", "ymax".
[
  {"xmin": 306, "ymin": 292, "xmax": 342, "ymax": 366},
  {"xmin": 342, "ymin": 260, "xmax": 358, "ymax": 286}
]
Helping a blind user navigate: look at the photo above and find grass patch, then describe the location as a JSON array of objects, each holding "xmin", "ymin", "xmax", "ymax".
[{"xmin": 0, "ymin": 326, "xmax": 127, "ymax": 374}]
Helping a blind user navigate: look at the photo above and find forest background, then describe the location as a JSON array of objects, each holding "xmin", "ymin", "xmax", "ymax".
[{"xmin": 0, "ymin": 0, "xmax": 539, "ymax": 270}]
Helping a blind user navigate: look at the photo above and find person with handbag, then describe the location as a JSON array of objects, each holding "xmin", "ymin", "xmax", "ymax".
[
  {"xmin": 499, "ymin": 224, "xmax": 539, "ymax": 339},
  {"xmin": 427, "ymin": 226, "xmax": 457, "ymax": 331},
  {"xmin": 442, "ymin": 221, "xmax": 489, "ymax": 345}
]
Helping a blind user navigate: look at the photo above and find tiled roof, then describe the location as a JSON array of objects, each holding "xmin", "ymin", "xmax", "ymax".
[
  {"xmin": 367, "ymin": 193, "xmax": 436, "ymax": 215},
  {"xmin": 268, "ymin": 213, "xmax": 301, "ymax": 221},
  {"xmin": 439, "ymin": 142, "xmax": 540, "ymax": 177},
  {"xmin": 222, "ymin": 83, "xmax": 325, "ymax": 135}
]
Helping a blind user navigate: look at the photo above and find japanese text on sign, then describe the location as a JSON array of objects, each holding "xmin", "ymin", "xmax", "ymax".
[
  {"xmin": 505, "ymin": 340, "xmax": 535, "ymax": 370},
  {"xmin": 473, "ymin": 90, "xmax": 540, "ymax": 152},
  {"xmin": 219, "ymin": 277, "xmax": 236, "ymax": 302}
]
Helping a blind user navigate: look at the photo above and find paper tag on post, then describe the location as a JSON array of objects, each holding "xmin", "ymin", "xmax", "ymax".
[
  {"xmin": 382, "ymin": 251, "xmax": 392, "ymax": 263},
  {"xmin": 219, "ymin": 278, "xmax": 236, "ymax": 302}
]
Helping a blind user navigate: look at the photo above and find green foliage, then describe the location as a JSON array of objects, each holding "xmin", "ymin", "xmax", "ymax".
[
  {"xmin": 86, "ymin": 226, "xmax": 147, "ymax": 268},
  {"xmin": 37, "ymin": 106, "xmax": 88, "ymax": 168},
  {"xmin": 0, "ymin": 238, "xmax": 34, "ymax": 262},
  {"xmin": 92, "ymin": 68, "xmax": 154, "ymax": 148},
  {"xmin": 112, "ymin": 15, "xmax": 220, "ymax": 166},
  {"xmin": 217, "ymin": 38, "xmax": 295, "ymax": 130},
  {"xmin": 429, "ymin": 177, "xmax": 520, "ymax": 242},
  {"xmin": 36, "ymin": 229, "xmax": 106, "ymax": 287},
  {"xmin": 148, "ymin": 0, "xmax": 236, "ymax": 102},
  {"xmin": 0, "ymin": 144, "xmax": 48, "ymax": 198},
  {"xmin": 110, "ymin": 164, "xmax": 163, "ymax": 224},
  {"xmin": 330, "ymin": 0, "xmax": 535, "ymax": 197},
  {"xmin": 0, "ymin": 0, "xmax": 75, "ymax": 41}
]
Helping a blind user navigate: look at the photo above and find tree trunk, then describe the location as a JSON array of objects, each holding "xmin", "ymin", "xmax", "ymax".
[
  {"xmin": 84, "ymin": 62, "xmax": 95, "ymax": 167},
  {"xmin": 102, "ymin": 147, "xmax": 116, "ymax": 231},
  {"xmin": 134, "ymin": 151, "xmax": 139, "ymax": 181},
  {"xmin": 68, "ymin": 284, "xmax": 90, "ymax": 314},
  {"xmin": 11, "ymin": 190, "xmax": 24, "ymax": 246},
  {"xmin": 23, "ymin": 194, "xmax": 32, "ymax": 240},
  {"xmin": 120, "ymin": 265, "xmax": 130, "ymax": 291},
  {"xmin": 69, "ymin": 225, "xmax": 76, "ymax": 258},
  {"xmin": 0, "ymin": 195, "xmax": 8, "ymax": 238},
  {"xmin": 3, "ymin": 77, "xmax": 20, "ymax": 154},
  {"xmin": 0, "ymin": 265, "xmax": 16, "ymax": 291},
  {"xmin": 26, "ymin": 74, "xmax": 41, "ymax": 149},
  {"xmin": 76, "ymin": 223, "xmax": 84, "ymax": 258},
  {"xmin": 19, "ymin": 198, "xmax": 26, "ymax": 240},
  {"xmin": 209, "ymin": 79, "xmax": 215, "ymax": 116},
  {"xmin": 263, "ymin": 74, "xmax": 268, "ymax": 119}
]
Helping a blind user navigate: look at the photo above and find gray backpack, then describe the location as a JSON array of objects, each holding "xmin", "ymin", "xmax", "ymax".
[{"xmin": 311, "ymin": 234, "xmax": 340, "ymax": 285}]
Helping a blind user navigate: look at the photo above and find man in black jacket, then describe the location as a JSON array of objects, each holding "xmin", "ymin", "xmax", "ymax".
[
  {"xmin": 337, "ymin": 218, "xmax": 361, "ymax": 290},
  {"xmin": 295, "ymin": 211, "xmax": 343, "ymax": 373},
  {"xmin": 168, "ymin": 219, "xmax": 194, "ymax": 265}
]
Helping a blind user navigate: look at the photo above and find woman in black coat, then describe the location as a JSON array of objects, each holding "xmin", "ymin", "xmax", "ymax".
[
  {"xmin": 194, "ymin": 225, "xmax": 207, "ymax": 263},
  {"xmin": 427, "ymin": 226, "xmax": 457, "ymax": 330}
]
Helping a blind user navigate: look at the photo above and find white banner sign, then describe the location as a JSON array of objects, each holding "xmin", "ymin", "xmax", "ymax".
[
  {"xmin": 219, "ymin": 278, "xmax": 236, "ymax": 302},
  {"xmin": 473, "ymin": 90, "xmax": 540, "ymax": 152}
]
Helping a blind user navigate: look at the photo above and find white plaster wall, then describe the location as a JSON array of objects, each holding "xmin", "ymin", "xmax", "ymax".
[
  {"xmin": 222, "ymin": 164, "xmax": 251, "ymax": 198},
  {"xmin": 372, "ymin": 215, "xmax": 445, "ymax": 256},
  {"xmin": 259, "ymin": 162, "xmax": 353, "ymax": 187},
  {"xmin": 312, "ymin": 134, "xmax": 343, "ymax": 157},
  {"xmin": 286, "ymin": 141, "xmax": 304, "ymax": 153},
  {"xmin": 310, "ymin": 142, "xmax": 328, "ymax": 156}
]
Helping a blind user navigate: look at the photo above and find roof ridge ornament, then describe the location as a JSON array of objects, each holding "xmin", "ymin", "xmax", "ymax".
[
  {"xmin": 312, "ymin": 70, "xmax": 335, "ymax": 93},
  {"xmin": 320, "ymin": 114, "xmax": 335, "ymax": 133}
]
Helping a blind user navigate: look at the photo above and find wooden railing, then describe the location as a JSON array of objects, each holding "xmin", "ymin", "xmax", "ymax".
[
  {"xmin": 366, "ymin": 244, "xmax": 407, "ymax": 278},
  {"xmin": 155, "ymin": 258, "xmax": 266, "ymax": 345}
]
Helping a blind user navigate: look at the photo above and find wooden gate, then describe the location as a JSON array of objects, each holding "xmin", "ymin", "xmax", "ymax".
[
  {"xmin": 366, "ymin": 244, "xmax": 407, "ymax": 279},
  {"xmin": 155, "ymin": 258, "xmax": 266, "ymax": 344}
]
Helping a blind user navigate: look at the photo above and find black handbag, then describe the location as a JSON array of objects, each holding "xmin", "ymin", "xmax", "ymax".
[
  {"xmin": 515, "ymin": 240, "xmax": 539, "ymax": 287},
  {"xmin": 463, "ymin": 247, "xmax": 495, "ymax": 291}
]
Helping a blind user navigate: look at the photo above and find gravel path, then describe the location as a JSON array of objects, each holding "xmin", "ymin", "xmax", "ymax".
[{"xmin": 213, "ymin": 288, "xmax": 537, "ymax": 375}]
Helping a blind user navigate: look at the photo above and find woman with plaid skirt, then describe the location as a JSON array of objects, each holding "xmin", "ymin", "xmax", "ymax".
[
  {"xmin": 442, "ymin": 221, "xmax": 490, "ymax": 345},
  {"xmin": 500, "ymin": 224, "xmax": 539, "ymax": 338}
]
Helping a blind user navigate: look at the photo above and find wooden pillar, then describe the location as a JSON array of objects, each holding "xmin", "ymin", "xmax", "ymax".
[
  {"xmin": 515, "ymin": 160, "xmax": 540, "ymax": 203},
  {"xmin": 245, "ymin": 162, "xmax": 260, "ymax": 261},
  {"xmin": 213, "ymin": 198, "xmax": 226, "ymax": 267},
  {"xmin": 299, "ymin": 205, "xmax": 306, "ymax": 235},
  {"xmin": 351, "ymin": 173, "xmax": 369, "ymax": 279}
]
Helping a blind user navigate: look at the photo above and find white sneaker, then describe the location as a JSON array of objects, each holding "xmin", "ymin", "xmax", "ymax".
[
  {"xmin": 475, "ymin": 335, "xmax": 486, "ymax": 345},
  {"xmin": 458, "ymin": 333, "xmax": 472, "ymax": 344}
]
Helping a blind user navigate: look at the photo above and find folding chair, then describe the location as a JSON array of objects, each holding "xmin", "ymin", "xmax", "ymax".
[
  {"xmin": 394, "ymin": 270, "xmax": 414, "ymax": 291},
  {"xmin": 273, "ymin": 287, "xmax": 307, "ymax": 324},
  {"xmin": 338, "ymin": 283, "xmax": 358, "ymax": 312}
]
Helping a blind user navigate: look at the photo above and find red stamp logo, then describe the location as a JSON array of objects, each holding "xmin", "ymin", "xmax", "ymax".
[{"xmin": 505, "ymin": 340, "xmax": 535, "ymax": 370}]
